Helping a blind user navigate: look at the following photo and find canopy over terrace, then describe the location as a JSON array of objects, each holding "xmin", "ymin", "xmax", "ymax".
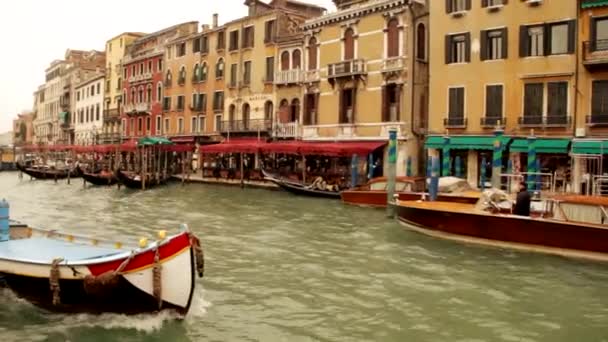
[{"xmin": 200, "ymin": 139, "xmax": 387, "ymax": 157}]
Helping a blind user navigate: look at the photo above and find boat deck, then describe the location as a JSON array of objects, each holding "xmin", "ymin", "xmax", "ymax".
[
  {"xmin": 0, "ymin": 238, "xmax": 124, "ymax": 264},
  {"xmin": 398, "ymin": 200, "xmax": 477, "ymax": 213}
]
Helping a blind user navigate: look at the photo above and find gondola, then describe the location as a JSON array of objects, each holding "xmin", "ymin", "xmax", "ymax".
[
  {"xmin": 0, "ymin": 207, "xmax": 205, "ymax": 316},
  {"xmin": 116, "ymin": 170, "xmax": 168, "ymax": 190},
  {"xmin": 81, "ymin": 170, "xmax": 118, "ymax": 186},
  {"xmin": 261, "ymin": 169, "xmax": 342, "ymax": 199},
  {"xmin": 16, "ymin": 162, "xmax": 81, "ymax": 180}
]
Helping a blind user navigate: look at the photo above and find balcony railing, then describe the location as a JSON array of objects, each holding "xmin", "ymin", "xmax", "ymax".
[
  {"xmin": 444, "ymin": 117, "xmax": 467, "ymax": 128},
  {"xmin": 381, "ymin": 56, "xmax": 406, "ymax": 73},
  {"xmin": 275, "ymin": 70, "xmax": 304, "ymax": 85},
  {"xmin": 97, "ymin": 132, "xmax": 122, "ymax": 144},
  {"xmin": 220, "ymin": 119, "xmax": 272, "ymax": 133},
  {"xmin": 273, "ymin": 122, "xmax": 300, "ymax": 138},
  {"xmin": 327, "ymin": 59, "xmax": 366, "ymax": 78},
  {"xmin": 304, "ymin": 69, "xmax": 320, "ymax": 83},
  {"xmin": 123, "ymin": 102, "xmax": 151, "ymax": 114},
  {"xmin": 583, "ymin": 40, "xmax": 608, "ymax": 67},
  {"xmin": 301, "ymin": 122, "xmax": 408, "ymax": 141},
  {"xmin": 518, "ymin": 115, "xmax": 571, "ymax": 127},
  {"xmin": 103, "ymin": 109, "xmax": 120, "ymax": 121},
  {"xmin": 586, "ymin": 114, "xmax": 608, "ymax": 126},
  {"xmin": 128, "ymin": 73, "xmax": 152, "ymax": 83},
  {"xmin": 480, "ymin": 117, "xmax": 506, "ymax": 127}
]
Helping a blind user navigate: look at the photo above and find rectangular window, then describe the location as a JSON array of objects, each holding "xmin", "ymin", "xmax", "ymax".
[
  {"xmin": 593, "ymin": 18, "xmax": 608, "ymax": 51},
  {"xmin": 547, "ymin": 82, "xmax": 568, "ymax": 124},
  {"xmin": 164, "ymin": 118, "xmax": 170, "ymax": 134},
  {"xmin": 215, "ymin": 114, "xmax": 222, "ymax": 131},
  {"xmin": 446, "ymin": 0, "xmax": 470, "ymax": 13},
  {"xmin": 448, "ymin": 87, "xmax": 465, "ymax": 119},
  {"xmin": 213, "ymin": 91, "xmax": 224, "ymax": 112},
  {"xmin": 177, "ymin": 42, "xmax": 186, "ymax": 57},
  {"xmin": 265, "ymin": 56, "xmax": 274, "ymax": 82},
  {"xmin": 523, "ymin": 83, "xmax": 544, "ymax": 119},
  {"xmin": 521, "ymin": 21, "xmax": 574, "ymax": 57},
  {"xmin": 229, "ymin": 30, "xmax": 239, "ymax": 51},
  {"xmin": 177, "ymin": 95, "xmax": 185, "ymax": 111},
  {"xmin": 122, "ymin": 119, "xmax": 127, "ymax": 136},
  {"xmin": 446, "ymin": 33, "xmax": 470, "ymax": 64},
  {"xmin": 528, "ymin": 26, "xmax": 544, "ymax": 57},
  {"xmin": 191, "ymin": 117, "xmax": 198, "ymax": 133},
  {"xmin": 485, "ymin": 85, "xmax": 503, "ymax": 119},
  {"xmin": 199, "ymin": 115, "xmax": 206, "ymax": 132},
  {"xmin": 163, "ymin": 97, "xmax": 172, "ymax": 111},
  {"xmin": 96, "ymin": 104, "xmax": 100, "ymax": 121},
  {"xmin": 481, "ymin": 28, "xmax": 507, "ymax": 60},
  {"xmin": 592, "ymin": 80, "xmax": 608, "ymax": 117},
  {"xmin": 193, "ymin": 37, "xmax": 201, "ymax": 53},
  {"xmin": 230, "ymin": 63, "xmax": 238, "ymax": 87},
  {"xmin": 201, "ymin": 36, "xmax": 209, "ymax": 54},
  {"xmin": 148, "ymin": 61, "xmax": 152, "ymax": 73},
  {"xmin": 156, "ymin": 116, "xmax": 162, "ymax": 135},
  {"xmin": 96, "ymin": 83, "xmax": 100, "ymax": 94},
  {"xmin": 243, "ymin": 61, "xmax": 252, "ymax": 85},
  {"xmin": 158, "ymin": 59, "xmax": 163, "ymax": 71},
  {"xmin": 178, "ymin": 117, "xmax": 184, "ymax": 133},
  {"xmin": 199, "ymin": 94, "xmax": 207, "ymax": 112},
  {"xmin": 146, "ymin": 117, "xmax": 151, "ymax": 132},
  {"xmin": 549, "ymin": 23, "xmax": 569, "ymax": 55},
  {"xmin": 242, "ymin": 26, "xmax": 254, "ymax": 48},
  {"xmin": 130, "ymin": 118, "xmax": 135, "ymax": 135},
  {"xmin": 482, "ymin": 0, "xmax": 504, "ymax": 6},
  {"xmin": 265, "ymin": 20, "xmax": 276, "ymax": 43},
  {"xmin": 217, "ymin": 31, "xmax": 225, "ymax": 50},
  {"xmin": 138, "ymin": 117, "xmax": 143, "ymax": 132}
]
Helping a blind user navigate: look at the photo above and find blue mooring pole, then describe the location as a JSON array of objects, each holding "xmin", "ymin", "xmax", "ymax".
[
  {"xmin": 350, "ymin": 154, "xmax": 359, "ymax": 188},
  {"xmin": 386, "ymin": 128, "xmax": 397, "ymax": 218},
  {"xmin": 430, "ymin": 156, "xmax": 439, "ymax": 201},
  {"xmin": 367, "ymin": 154, "xmax": 374, "ymax": 180},
  {"xmin": 480, "ymin": 156, "xmax": 487, "ymax": 191},
  {"xmin": 0, "ymin": 199, "xmax": 9, "ymax": 242}
]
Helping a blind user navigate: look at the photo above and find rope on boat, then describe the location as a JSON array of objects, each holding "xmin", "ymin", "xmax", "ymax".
[
  {"xmin": 152, "ymin": 247, "xmax": 162, "ymax": 309},
  {"xmin": 50, "ymin": 258, "xmax": 63, "ymax": 306},
  {"xmin": 83, "ymin": 252, "xmax": 134, "ymax": 295},
  {"xmin": 190, "ymin": 233, "xmax": 205, "ymax": 278}
]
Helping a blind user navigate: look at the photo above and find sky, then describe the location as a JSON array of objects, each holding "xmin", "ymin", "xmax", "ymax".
[{"xmin": 0, "ymin": 0, "xmax": 335, "ymax": 134}]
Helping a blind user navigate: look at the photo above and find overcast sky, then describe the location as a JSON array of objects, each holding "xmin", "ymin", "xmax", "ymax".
[{"xmin": 0, "ymin": 0, "xmax": 335, "ymax": 133}]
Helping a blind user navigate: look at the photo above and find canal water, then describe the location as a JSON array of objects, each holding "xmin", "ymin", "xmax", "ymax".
[{"xmin": 0, "ymin": 172, "xmax": 606, "ymax": 342}]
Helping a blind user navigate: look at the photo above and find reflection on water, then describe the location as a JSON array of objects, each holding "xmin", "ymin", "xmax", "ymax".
[{"xmin": 1, "ymin": 172, "xmax": 607, "ymax": 341}]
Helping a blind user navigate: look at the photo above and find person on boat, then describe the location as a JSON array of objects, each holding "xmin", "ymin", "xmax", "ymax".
[
  {"xmin": 513, "ymin": 182, "xmax": 531, "ymax": 217},
  {"xmin": 309, "ymin": 176, "xmax": 327, "ymax": 190}
]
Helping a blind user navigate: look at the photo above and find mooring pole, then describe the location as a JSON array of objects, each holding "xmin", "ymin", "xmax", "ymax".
[{"xmin": 386, "ymin": 128, "xmax": 397, "ymax": 218}]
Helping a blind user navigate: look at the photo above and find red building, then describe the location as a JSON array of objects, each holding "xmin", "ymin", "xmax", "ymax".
[{"xmin": 121, "ymin": 22, "xmax": 198, "ymax": 140}]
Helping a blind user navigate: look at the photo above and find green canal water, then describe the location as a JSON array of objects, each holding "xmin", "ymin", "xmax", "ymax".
[{"xmin": 0, "ymin": 172, "xmax": 607, "ymax": 342}]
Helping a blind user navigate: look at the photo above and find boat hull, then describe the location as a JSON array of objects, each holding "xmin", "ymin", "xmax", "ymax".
[
  {"xmin": 17, "ymin": 163, "xmax": 81, "ymax": 180},
  {"xmin": 341, "ymin": 191, "xmax": 479, "ymax": 207},
  {"xmin": 116, "ymin": 170, "xmax": 167, "ymax": 190},
  {"xmin": 82, "ymin": 172, "xmax": 118, "ymax": 186},
  {"xmin": 262, "ymin": 169, "xmax": 341, "ymax": 199},
  {"xmin": 396, "ymin": 201, "xmax": 608, "ymax": 261}
]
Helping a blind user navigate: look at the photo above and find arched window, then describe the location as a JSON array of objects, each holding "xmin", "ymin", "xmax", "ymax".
[
  {"xmin": 157, "ymin": 82, "xmax": 162, "ymax": 102},
  {"xmin": 242, "ymin": 103, "xmax": 250, "ymax": 129},
  {"xmin": 292, "ymin": 50, "xmax": 301, "ymax": 69},
  {"xmin": 281, "ymin": 51, "xmax": 290, "ymax": 71},
  {"xmin": 344, "ymin": 28, "xmax": 355, "ymax": 60},
  {"xmin": 201, "ymin": 62, "xmax": 208, "ymax": 81},
  {"xmin": 179, "ymin": 66, "xmax": 186, "ymax": 84},
  {"xmin": 138, "ymin": 87, "xmax": 144, "ymax": 103},
  {"xmin": 229, "ymin": 104, "xmax": 236, "ymax": 122},
  {"xmin": 131, "ymin": 89, "xmax": 136, "ymax": 104},
  {"xmin": 417, "ymin": 23, "xmax": 426, "ymax": 60},
  {"xmin": 308, "ymin": 37, "xmax": 317, "ymax": 70},
  {"xmin": 117, "ymin": 77, "xmax": 122, "ymax": 90},
  {"xmin": 216, "ymin": 58, "xmax": 224, "ymax": 79},
  {"xmin": 387, "ymin": 18, "xmax": 399, "ymax": 58},
  {"xmin": 193, "ymin": 63, "xmax": 200, "ymax": 82},
  {"xmin": 264, "ymin": 101, "xmax": 273, "ymax": 121},
  {"xmin": 290, "ymin": 98, "xmax": 300, "ymax": 122},
  {"xmin": 146, "ymin": 85, "xmax": 152, "ymax": 102},
  {"xmin": 279, "ymin": 99, "xmax": 289, "ymax": 123},
  {"xmin": 165, "ymin": 70, "xmax": 172, "ymax": 86}
]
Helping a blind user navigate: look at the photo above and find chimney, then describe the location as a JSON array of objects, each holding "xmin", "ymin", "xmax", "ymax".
[{"xmin": 212, "ymin": 13, "xmax": 218, "ymax": 28}]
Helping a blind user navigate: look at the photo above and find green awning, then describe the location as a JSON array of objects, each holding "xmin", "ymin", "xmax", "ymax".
[
  {"xmin": 424, "ymin": 136, "xmax": 509, "ymax": 150},
  {"xmin": 571, "ymin": 140, "xmax": 608, "ymax": 154},
  {"xmin": 582, "ymin": 0, "xmax": 608, "ymax": 9},
  {"xmin": 137, "ymin": 136, "xmax": 174, "ymax": 146},
  {"xmin": 509, "ymin": 138, "xmax": 570, "ymax": 154}
]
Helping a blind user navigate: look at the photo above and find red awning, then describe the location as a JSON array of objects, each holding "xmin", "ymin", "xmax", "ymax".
[
  {"xmin": 200, "ymin": 138, "xmax": 267, "ymax": 154},
  {"xmin": 262, "ymin": 141, "xmax": 387, "ymax": 156},
  {"xmin": 170, "ymin": 136, "xmax": 195, "ymax": 143}
]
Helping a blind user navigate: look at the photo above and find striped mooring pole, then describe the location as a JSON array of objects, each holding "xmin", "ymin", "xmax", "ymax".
[
  {"xmin": 406, "ymin": 156, "xmax": 412, "ymax": 177},
  {"xmin": 480, "ymin": 156, "xmax": 487, "ymax": 191},
  {"xmin": 491, "ymin": 127, "xmax": 504, "ymax": 189},
  {"xmin": 527, "ymin": 133, "xmax": 537, "ymax": 191},
  {"xmin": 386, "ymin": 128, "xmax": 398, "ymax": 218},
  {"xmin": 442, "ymin": 135, "xmax": 451, "ymax": 177},
  {"xmin": 430, "ymin": 156, "xmax": 440, "ymax": 201}
]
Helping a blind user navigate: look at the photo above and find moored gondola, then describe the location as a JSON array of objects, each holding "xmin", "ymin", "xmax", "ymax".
[
  {"xmin": 116, "ymin": 170, "xmax": 169, "ymax": 190},
  {"xmin": 16, "ymin": 162, "xmax": 81, "ymax": 180},
  {"xmin": 81, "ymin": 170, "xmax": 118, "ymax": 186},
  {"xmin": 262, "ymin": 169, "xmax": 342, "ymax": 199}
]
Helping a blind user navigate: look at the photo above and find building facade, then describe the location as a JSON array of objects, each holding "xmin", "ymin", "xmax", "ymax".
[
  {"xmin": 301, "ymin": 0, "xmax": 429, "ymax": 176},
  {"xmin": 427, "ymin": 0, "xmax": 578, "ymax": 189},
  {"xmin": 102, "ymin": 32, "xmax": 145, "ymax": 144},
  {"xmin": 34, "ymin": 60, "xmax": 64, "ymax": 145},
  {"xmin": 12, "ymin": 112, "xmax": 35, "ymax": 146},
  {"xmin": 121, "ymin": 22, "xmax": 198, "ymax": 140},
  {"xmin": 74, "ymin": 75, "xmax": 105, "ymax": 145}
]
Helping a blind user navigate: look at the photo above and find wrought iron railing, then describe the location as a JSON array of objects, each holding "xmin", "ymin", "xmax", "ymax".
[
  {"xmin": 444, "ymin": 117, "xmax": 467, "ymax": 128},
  {"xmin": 220, "ymin": 119, "xmax": 271, "ymax": 132}
]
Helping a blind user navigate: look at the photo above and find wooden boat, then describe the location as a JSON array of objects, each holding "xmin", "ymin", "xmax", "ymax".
[
  {"xmin": 341, "ymin": 176, "xmax": 480, "ymax": 207},
  {"xmin": 1, "ymin": 219, "xmax": 204, "ymax": 315},
  {"xmin": 116, "ymin": 170, "xmax": 169, "ymax": 190},
  {"xmin": 262, "ymin": 169, "xmax": 342, "ymax": 199},
  {"xmin": 78, "ymin": 166, "xmax": 118, "ymax": 186},
  {"xmin": 16, "ymin": 162, "xmax": 81, "ymax": 180},
  {"xmin": 396, "ymin": 190, "xmax": 608, "ymax": 262}
]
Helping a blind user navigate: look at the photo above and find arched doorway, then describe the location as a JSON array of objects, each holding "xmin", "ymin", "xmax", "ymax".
[
  {"xmin": 279, "ymin": 99, "xmax": 289, "ymax": 123},
  {"xmin": 264, "ymin": 101, "xmax": 273, "ymax": 122},
  {"xmin": 242, "ymin": 103, "xmax": 250, "ymax": 130},
  {"xmin": 290, "ymin": 98, "xmax": 300, "ymax": 122}
]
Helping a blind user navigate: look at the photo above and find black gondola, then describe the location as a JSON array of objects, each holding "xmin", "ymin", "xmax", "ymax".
[
  {"xmin": 16, "ymin": 162, "xmax": 81, "ymax": 180},
  {"xmin": 261, "ymin": 169, "xmax": 342, "ymax": 199},
  {"xmin": 116, "ymin": 170, "xmax": 169, "ymax": 190}
]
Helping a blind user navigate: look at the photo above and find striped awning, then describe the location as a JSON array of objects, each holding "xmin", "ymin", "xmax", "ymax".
[
  {"xmin": 509, "ymin": 138, "xmax": 570, "ymax": 154},
  {"xmin": 425, "ymin": 135, "xmax": 510, "ymax": 150},
  {"xmin": 582, "ymin": 0, "xmax": 608, "ymax": 9}
]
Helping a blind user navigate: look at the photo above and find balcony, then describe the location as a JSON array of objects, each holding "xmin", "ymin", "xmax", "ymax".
[
  {"xmin": 444, "ymin": 117, "xmax": 467, "ymax": 128},
  {"xmin": 128, "ymin": 73, "xmax": 152, "ymax": 84},
  {"xmin": 304, "ymin": 70, "xmax": 320, "ymax": 83},
  {"xmin": 220, "ymin": 119, "xmax": 272, "ymax": 133},
  {"xmin": 381, "ymin": 56, "xmax": 406, "ymax": 74},
  {"xmin": 275, "ymin": 70, "xmax": 304, "ymax": 85},
  {"xmin": 123, "ymin": 102, "xmax": 151, "ymax": 115},
  {"xmin": 583, "ymin": 40, "xmax": 608, "ymax": 69},
  {"xmin": 103, "ymin": 109, "xmax": 120, "ymax": 122},
  {"xmin": 97, "ymin": 132, "xmax": 122, "ymax": 144},
  {"xmin": 327, "ymin": 60, "xmax": 366, "ymax": 87},
  {"xmin": 301, "ymin": 122, "xmax": 408, "ymax": 141},
  {"xmin": 273, "ymin": 122, "xmax": 301, "ymax": 138},
  {"xmin": 178, "ymin": 77, "xmax": 186, "ymax": 86},
  {"xmin": 586, "ymin": 114, "xmax": 608, "ymax": 126},
  {"xmin": 480, "ymin": 117, "xmax": 506, "ymax": 128},
  {"xmin": 518, "ymin": 115, "xmax": 571, "ymax": 127}
]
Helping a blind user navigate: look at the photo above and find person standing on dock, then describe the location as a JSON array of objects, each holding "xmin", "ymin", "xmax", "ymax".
[{"xmin": 513, "ymin": 182, "xmax": 531, "ymax": 217}]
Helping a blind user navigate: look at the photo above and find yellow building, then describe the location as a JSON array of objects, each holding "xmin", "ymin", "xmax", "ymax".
[
  {"xmin": 102, "ymin": 32, "xmax": 144, "ymax": 144},
  {"xmin": 301, "ymin": 0, "xmax": 429, "ymax": 176},
  {"xmin": 427, "ymin": 0, "xmax": 577, "ymax": 188}
]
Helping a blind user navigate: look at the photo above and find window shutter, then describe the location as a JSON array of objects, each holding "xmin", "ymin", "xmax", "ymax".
[
  {"xmin": 519, "ymin": 26, "xmax": 528, "ymax": 57},
  {"xmin": 524, "ymin": 84, "xmax": 531, "ymax": 116},
  {"xmin": 482, "ymin": 0, "xmax": 488, "ymax": 7},
  {"xmin": 396, "ymin": 84, "xmax": 402, "ymax": 121},
  {"xmin": 567, "ymin": 20, "xmax": 575, "ymax": 54},
  {"xmin": 547, "ymin": 83, "xmax": 557, "ymax": 116},
  {"xmin": 591, "ymin": 18, "xmax": 598, "ymax": 51},
  {"xmin": 485, "ymin": 86, "xmax": 492, "ymax": 117},
  {"xmin": 480, "ymin": 30, "xmax": 488, "ymax": 61},
  {"xmin": 314, "ymin": 93, "xmax": 320, "ymax": 125},
  {"xmin": 449, "ymin": 88, "xmax": 455, "ymax": 117},
  {"xmin": 339, "ymin": 88, "xmax": 345, "ymax": 123},
  {"xmin": 303, "ymin": 94, "xmax": 309, "ymax": 125},
  {"xmin": 446, "ymin": 0, "xmax": 452, "ymax": 13},
  {"xmin": 501, "ymin": 28, "xmax": 508, "ymax": 59},
  {"xmin": 497, "ymin": 86, "xmax": 504, "ymax": 118},
  {"xmin": 465, "ymin": 33, "xmax": 471, "ymax": 62},
  {"xmin": 466, "ymin": 0, "xmax": 471, "ymax": 10},
  {"xmin": 381, "ymin": 86, "xmax": 388, "ymax": 122},
  {"xmin": 445, "ymin": 35, "xmax": 451, "ymax": 64},
  {"xmin": 544, "ymin": 23, "xmax": 552, "ymax": 56}
]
